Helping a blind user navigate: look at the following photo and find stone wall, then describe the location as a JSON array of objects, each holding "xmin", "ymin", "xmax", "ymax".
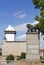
[{"xmin": 2, "ymin": 41, "xmax": 26, "ymax": 56}]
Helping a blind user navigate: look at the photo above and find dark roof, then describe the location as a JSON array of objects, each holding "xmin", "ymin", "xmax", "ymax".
[{"xmin": 6, "ymin": 41, "xmax": 26, "ymax": 43}]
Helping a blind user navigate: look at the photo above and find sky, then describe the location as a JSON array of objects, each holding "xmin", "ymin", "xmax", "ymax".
[{"xmin": 0, "ymin": 0, "xmax": 41, "ymax": 47}]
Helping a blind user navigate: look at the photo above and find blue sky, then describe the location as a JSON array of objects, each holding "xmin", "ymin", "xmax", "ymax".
[{"xmin": 0, "ymin": 0, "xmax": 40, "ymax": 47}]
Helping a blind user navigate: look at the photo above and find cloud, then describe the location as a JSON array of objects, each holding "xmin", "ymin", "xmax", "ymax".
[
  {"xmin": 32, "ymin": 21, "xmax": 39, "ymax": 25},
  {"xmin": 13, "ymin": 11, "xmax": 24, "ymax": 16},
  {"xmin": 17, "ymin": 13, "xmax": 26, "ymax": 19},
  {"xmin": 13, "ymin": 11, "xmax": 27, "ymax": 19},
  {"xmin": 15, "ymin": 23, "xmax": 27, "ymax": 31},
  {"xmin": 16, "ymin": 34, "xmax": 26, "ymax": 41},
  {"xmin": 15, "ymin": 20, "xmax": 39, "ymax": 32}
]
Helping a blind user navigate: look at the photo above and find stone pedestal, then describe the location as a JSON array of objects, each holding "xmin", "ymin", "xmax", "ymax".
[{"xmin": 26, "ymin": 32, "xmax": 40, "ymax": 61}]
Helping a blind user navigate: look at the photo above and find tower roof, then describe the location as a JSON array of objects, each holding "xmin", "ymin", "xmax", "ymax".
[{"xmin": 5, "ymin": 25, "xmax": 16, "ymax": 31}]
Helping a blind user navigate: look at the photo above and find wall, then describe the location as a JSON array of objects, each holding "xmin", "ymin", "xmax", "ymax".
[{"xmin": 2, "ymin": 41, "xmax": 26, "ymax": 56}]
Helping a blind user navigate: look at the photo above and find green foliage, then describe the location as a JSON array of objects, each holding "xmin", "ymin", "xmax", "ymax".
[
  {"xmin": 40, "ymin": 56, "xmax": 44, "ymax": 63},
  {"xmin": 40, "ymin": 56, "xmax": 42, "ymax": 60},
  {"xmin": 20, "ymin": 52, "xmax": 26, "ymax": 59},
  {"xmin": 40, "ymin": 10, "xmax": 44, "ymax": 17},
  {"xmin": 0, "ymin": 52, "xmax": 2, "ymax": 55},
  {"xmin": 33, "ymin": 0, "xmax": 40, "ymax": 9},
  {"xmin": 32, "ymin": 0, "xmax": 44, "ymax": 34},
  {"xmin": 35, "ymin": 15, "xmax": 39, "ymax": 20},
  {"xmin": 40, "ymin": 60, "xmax": 44, "ymax": 63},
  {"xmin": 0, "ymin": 48, "xmax": 2, "ymax": 55},
  {"xmin": 40, "ymin": 55, "xmax": 44, "ymax": 60},
  {"xmin": 6, "ymin": 55, "xmax": 15, "ymax": 61},
  {"xmin": 16, "ymin": 52, "xmax": 26, "ymax": 60},
  {"xmin": 16, "ymin": 56, "xmax": 21, "ymax": 60},
  {"xmin": 33, "ymin": 0, "xmax": 44, "ymax": 10}
]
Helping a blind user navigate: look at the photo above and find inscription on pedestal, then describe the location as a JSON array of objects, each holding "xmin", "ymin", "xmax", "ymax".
[
  {"xmin": 28, "ymin": 45, "xmax": 39, "ymax": 54},
  {"xmin": 28, "ymin": 45, "xmax": 39, "ymax": 49}
]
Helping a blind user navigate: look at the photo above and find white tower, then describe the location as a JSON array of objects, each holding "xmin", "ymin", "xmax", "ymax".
[{"xmin": 4, "ymin": 25, "xmax": 16, "ymax": 41}]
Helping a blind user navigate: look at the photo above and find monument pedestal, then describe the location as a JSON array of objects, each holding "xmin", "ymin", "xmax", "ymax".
[{"xmin": 26, "ymin": 32, "xmax": 40, "ymax": 61}]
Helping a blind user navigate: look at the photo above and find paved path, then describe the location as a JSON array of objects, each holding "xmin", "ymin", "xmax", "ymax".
[
  {"xmin": 0, "ymin": 61, "xmax": 27, "ymax": 65},
  {"xmin": 0, "ymin": 60, "xmax": 44, "ymax": 65}
]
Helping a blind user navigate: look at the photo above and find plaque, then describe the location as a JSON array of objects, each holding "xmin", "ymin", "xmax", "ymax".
[
  {"xmin": 29, "ymin": 49, "xmax": 39, "ymax": 54},
  {"xmin": 28, "ymin": 45, "xmax": 39, "ymax": 49}
]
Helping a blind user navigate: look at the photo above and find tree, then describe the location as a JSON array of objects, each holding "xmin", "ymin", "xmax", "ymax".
[{"xmin": 32, "ymin": 0, "xmax": 44, "ymax": 34}]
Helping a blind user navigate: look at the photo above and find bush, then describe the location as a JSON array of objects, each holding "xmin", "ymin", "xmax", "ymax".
[
  {"xmin": 20, "ymin": 52, "xmax": 26, "ymax": 59},
  {"xmin": 6, "ymin": 55, "xmax": 15, "ymax": 63},
  {"xmin": 40, "ymin": 56, "xmax": 42, "ymax": 60},
  {"xmin": 16, "ymin": 55, "xmax": 21, "ymax": 60},
  {"xmin": 40, "ymin": 56, "xmax": 44, "ymax": 60},
  {"xmin": 16, "ymin": 52, "xmax": 26, "ymax": 60},
  {"xmin": 0, "ymin": 52, "xmax": 2, "ymax": 55}
]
